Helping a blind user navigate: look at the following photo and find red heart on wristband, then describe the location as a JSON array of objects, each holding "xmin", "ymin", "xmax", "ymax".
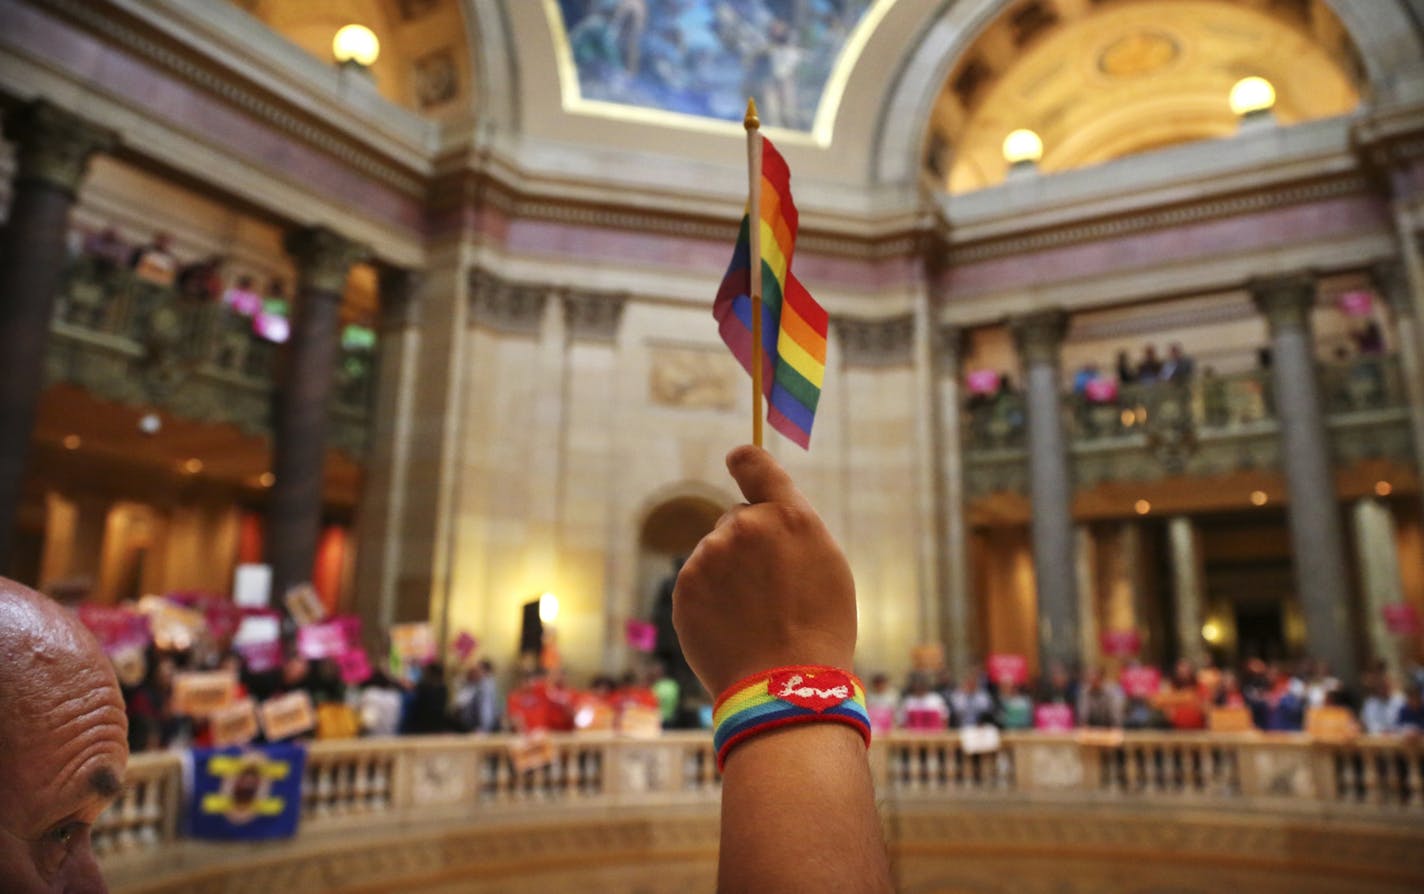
[{"xmin": 767, "ymin": 668, "xmax": 853, "ymax": 713}]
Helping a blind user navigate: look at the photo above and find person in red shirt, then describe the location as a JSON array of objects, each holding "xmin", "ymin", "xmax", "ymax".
[{"xmin": 505, "ymin": 669, "xmax": 574, "ymax": 733}]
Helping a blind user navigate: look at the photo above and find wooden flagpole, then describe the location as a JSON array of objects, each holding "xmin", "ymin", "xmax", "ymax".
[{"xmin": 745, "ymin": 98, "xmax": 764, "ymax": 448}]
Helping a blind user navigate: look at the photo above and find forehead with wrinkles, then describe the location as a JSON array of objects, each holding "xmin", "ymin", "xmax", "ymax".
[{"xmin": 0, "ymin": 581, "xmax": 121, "ymax": 756}]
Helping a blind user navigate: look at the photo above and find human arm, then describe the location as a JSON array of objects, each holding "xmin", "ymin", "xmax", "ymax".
[{"xmin": 673, "ymin": 446, "xmax": 893, "ymax": 894}]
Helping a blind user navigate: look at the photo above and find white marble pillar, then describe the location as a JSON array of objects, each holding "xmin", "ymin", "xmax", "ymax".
[
  {"xmin": 935, "ymin": 324, "xmax": 973, "ymax": 669},
  {"xmin": 911, "ymin": 287, "xmax": 941, "ymax": 642},
  {"xmin": 1371, "ymin": 260, "xmax": 1424, "ymax": 516},
  {"xmin": 1168, "ymin": 516, "xmax": 1207, "ymax": 667},
  {"xmin": 352, "ymin": 267, "xmax": 422, "ymax": 641},
  {"xmin": 1011, "ymin": 309, "xmax": 1080, "ymax": 672},
  {"xmin": 1251, "ymin": 273, "xmax": 1359, "ymax": 688},
  {"xmin": 1352, "ymin": 497, "xmax": 1407, "ymax": 681},
  {"xmin": 1075, "ymin": 524, "xmax": 1099, "ymax": 670}
]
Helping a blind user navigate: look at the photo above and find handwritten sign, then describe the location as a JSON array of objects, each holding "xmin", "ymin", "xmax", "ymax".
[
  {"xmin": 961, "ymin": 725, "xmax": 1002, "ymax": 754},
  {"xmin": 390, "ymin": 623, "xmax": 435, "ymax": 664},
  {"xmin": 987, "ymin": 654, "xmax": 1028, "ymax": 686},
  {"xmin": 1084, "ymin": 378, "xmax": 1118, "ymax": 403},
  {"xmin": 1100, "ymin": 629, "xmax": 1142, "ymax": 658},
  {"xmin": 297, "ymin": 616, "xmax": 359, "ymax": 660},
  {"xmin": 283, "ymin": 584, "xmax": 326, "ymax": 627},
  {"xmin": 966, "ymin": 369, "xmax": 1000, "ymax": 395},
  {"xmin": 210, "ymin": 699, "xmax": 259, "ymax": 748},
  {"xmin": 1034, "ymin": 703, "xmax": 1074, "ymax": 732},
  {"xmin": 258, "ymin": 691, "xmax": 316, "ymax": 742},
  {"xmin": 75, "ymin": 603, "xmax": 151, "ymax": 654},
  {"xmin": 232, "ymin": 564, "xmax": 272, "ymax": 609},
  {"xmin": 1120, "ymin": 666, "xmax": 1162, "ymax": 699},
  {"xmin": 1208, "ymin": 707, "xmax": 1254, "ymax": 733},
  {"xmin": 337, "ymin": 649, "xmax": 373, "ymax": 686},
  {"xmin": 618, "ymin": 705, "xmax": 663, "ymax": 739},
  {"xmin": 172, "ymin": 671, "xmax": 238, "ymax": 718},
  {"xmin": 1336, "ymin": 290, "xmax": 1373, "ymax": 317},
  {"xmin": 509, "ymin": 734, "xmax": 556, "ymax": 773}
]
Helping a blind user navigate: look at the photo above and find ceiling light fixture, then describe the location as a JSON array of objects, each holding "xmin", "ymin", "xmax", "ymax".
[
  {"xmin": 333, "ymin": 24, "xmax": 380, "ymax": 68},
  {"xmin": 1002, "ymin": 128, "xmax": 1044, "ymax": 166},
  {"xmin": 1229, "ymin": 76, "xmax": 1276, "ymax": 116}
]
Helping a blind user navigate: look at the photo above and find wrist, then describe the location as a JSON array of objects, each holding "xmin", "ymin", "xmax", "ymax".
[{"xmin": 712, "ymin": 664, "xmax": 871, "ymax": 771}]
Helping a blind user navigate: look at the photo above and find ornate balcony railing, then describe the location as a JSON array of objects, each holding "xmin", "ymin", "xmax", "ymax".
[
  {"xmin": 94, "ymin": 730, "xmax": 1424, "ymax": 887},
  {"xmin": 965, "ymin": 356, "xmax": 1416, "ymax": 498},
  {"xmin": 44, "ymin": 259, "xmax": 374, "ymax": 457}
]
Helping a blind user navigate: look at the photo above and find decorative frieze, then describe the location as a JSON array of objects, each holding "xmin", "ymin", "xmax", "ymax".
[
  {"xmin": 562, "ymin": 289, "xmax": 626, "ymax": 342},
  {"xmin": 834, "ymin": 314, "xmax": 914, "ymax": 367},
  {"xmin": 467, "ymin": 269, "xmax": 547, "ymax": 335},
  {"xmin": 2, "ymin": 100, "xmax": 114, "ymax": 196}
]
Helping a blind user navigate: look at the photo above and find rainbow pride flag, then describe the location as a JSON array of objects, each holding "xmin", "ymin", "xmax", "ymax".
[{"xmin": 713, "ymin": 136, "xmax": 828, "ymax": 449}]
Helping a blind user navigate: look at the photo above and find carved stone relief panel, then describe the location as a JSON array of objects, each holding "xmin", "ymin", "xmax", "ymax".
[
  {"xmin": 648, "ymin": 343, "xmax": 739, "ymax": 411},
  {"xmin": 835, "ymin": 314, "xmax": 914, "ymax": 367}
]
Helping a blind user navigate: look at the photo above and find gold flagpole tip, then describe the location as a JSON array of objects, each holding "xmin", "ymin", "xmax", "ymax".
[{"xmin": 744, "ymin": 98, "xmax": 760, "ymax": 131}]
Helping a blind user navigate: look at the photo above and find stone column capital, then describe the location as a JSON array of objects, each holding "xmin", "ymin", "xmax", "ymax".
[
  {"xmin": 563, "ymin": 289, "xmax": 626, "ymax": 342},
  {"xmin": 284, "ymin": 227, "xmax": 368, "ymax": 295},
  {"xmin": 3, "ymin": 101, "xmax": 114, "ymax": 197},
  {"xmin": 1010, "ymin": 308, "xmax": 1068, "ymax": 367},
  {"xmin": 1249, "ymin": 272, "xmax": 1318, "ymax": 333},
  {"xmin": 1369, "ymin": 259, "xmax": 1415, "ymax": 319}
]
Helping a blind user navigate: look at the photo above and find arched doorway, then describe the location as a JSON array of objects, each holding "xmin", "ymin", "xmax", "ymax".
[{"xmin": 635, "ymin": 494, "xmax": 726, "ymax": 697}]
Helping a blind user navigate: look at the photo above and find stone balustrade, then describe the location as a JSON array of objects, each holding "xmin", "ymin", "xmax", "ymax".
[
  {"xmin": 964, "ymin": 356, "xmax": 1415, "ymax": 496},
  {"xmin": 94, "ymin": 731, "xmax": 1424, "ymax": 870},
  {"xmin": 43, "ymin": 259, "xmax": 373, "ymax": 456}
]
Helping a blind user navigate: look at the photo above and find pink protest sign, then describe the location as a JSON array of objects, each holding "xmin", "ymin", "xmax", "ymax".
[
  {"xmin": 1034, "ymin": 703, "xmax": 1074, "ymax": 731},
  {"xmin": 1336, "ymin": 290, "xmax": 1373, "ymax": 317},
  {"xmin": 1100, "ymin": 629, "xmax": 1142, "ymax": 658},
  {"xmin": 1383, "ymin": 604, "xmax": 1421, "ymax": 636},
  {"xmin": 966, "ymin": 369, "xmax": 1000, "ymax": 395},
  {"xmin": 625, "ymin": 620, "xmax": 657, "ymax": 653},
  {"xmin": 297, "ymin": 616, "xmax": 360, "ymax": 660},
  {"xmin": 75, "ymin": 603, "xmax": 151, "ymax": 654},
  {"xmin": 452, "ymin": 630, "xmax": 478, "ymax": 662},
  {"xmin": 1084, "ymin": 378, "xmax": 1119, "ymax": 403},
  {"xmin": 987, "ymin": 654, "xmax": 1028, "ymax": 686},
  {"xmin": 905, "ymin": 708, "xmax": 946, "ymax": 731},
  {"xmin": 237, "ymin": 640, "xmax": 283, "ymax": 673},
  {"xmin": 1120, "ymin": 666, "xmax": 1162, "ymax": 699},
  {"xmin": 867, "ymin": 704, "xmax": 896, "ymax": 734},
  {"xmin": 337, "ymin": 649, "xmax": 373, "ymax": 685}
]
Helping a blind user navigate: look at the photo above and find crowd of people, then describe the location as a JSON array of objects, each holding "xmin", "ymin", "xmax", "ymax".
[{"xmin": 864, "ymin": 657, "xmax": 1424, "ymax": 737}]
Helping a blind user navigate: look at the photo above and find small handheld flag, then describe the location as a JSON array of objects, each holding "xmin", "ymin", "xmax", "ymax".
[{"xmin": 714, "ymin": 99, "xmax": 829, "ymax": 449}]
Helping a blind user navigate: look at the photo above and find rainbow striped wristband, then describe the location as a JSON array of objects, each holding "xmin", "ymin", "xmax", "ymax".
[{"xmin": 712, "ymin": 665, "xmax": 872, "ymax": 771}]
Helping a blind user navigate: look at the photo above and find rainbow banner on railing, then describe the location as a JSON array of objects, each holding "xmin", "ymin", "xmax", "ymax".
[{"xmin": 186, "ymin": 744, "xmax": 306, "ymax": 840}]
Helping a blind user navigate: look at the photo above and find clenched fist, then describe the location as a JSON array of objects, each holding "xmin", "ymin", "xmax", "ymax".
[{"xmin": 672, "ymin": 445, "xmax": 857, "ymax": 697}]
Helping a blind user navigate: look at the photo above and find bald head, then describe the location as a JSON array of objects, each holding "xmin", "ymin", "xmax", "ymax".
[{"xmin": 0, "ymin": 576, "xmax": 127, "ymax": 893}]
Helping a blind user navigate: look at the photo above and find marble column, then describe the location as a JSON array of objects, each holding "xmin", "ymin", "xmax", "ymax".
[
  {"xmin": 1371, "ymin": 260, "xmax": 1424, "ymax": 512},
  {"xmin": 267, "ymin": 227, "xmax": 366, "ymax": 604},
  {"xmin": 352, "ymin": 266, "xmax": 421, "ymax": 646},
  {"xmin": 1074, "ymin": 524, "xmax": 1099, "ymax": 670},
  {"xmin": 1167, "ymin": 516, "xmax": 1208, "ymax": 667},
  {"xmin": 1011, "ymin": 309, "xmax": 1080, "ymax": 672},
  {"xmin": 0, "ymin": 101, "xmax": 113, "ymax": 567},
  {"xmin": 1251, "ymin": 273, "xmax": 1359, "ymax": 688},
  {"xmin": 911, "ymin": 286, "xmax": 941, "ymax": 645},
  {"xmin": 935, "ymin": 324, "xmax": 973, "ymax": 670},
  {"xmin": 1351, "ymin": 497, "xmax": 1407, "ymax": 681}
]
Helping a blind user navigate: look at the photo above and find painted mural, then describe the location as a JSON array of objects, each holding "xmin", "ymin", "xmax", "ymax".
[{"xmin": 556, "ymin": 0, "xmax": 874, "ymax": 131}]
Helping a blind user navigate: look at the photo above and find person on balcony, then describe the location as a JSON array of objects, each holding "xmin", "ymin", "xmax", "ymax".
[
  {"xmin": 1160, "ymin": 342, "xmax": 1194, "ymax": 383},
  {"xmin": 1, "ymin": 576, "xmax": 128, "ymax": 894},
  {"xmin": 948, "ymin": 672, "xmax": 994, "ymax": 728},
  {"xmin": 82, "ymin": 226, "xmax": 129, "ymax": 273},
  {"xmin": 1137, "ymin": 344, "xmax": 1163, "ymax": 382},
  {"xmin": 898, "ymin": 673, "xmax": 950, "ymax": 730},
  {"xmin": 1116, "ymin": 349, "xmax": 1138, "ymax": 385},
  {"xmin": 1078, "ymin": 668, "xmax": 1125, "ymax": 729},
  {"xmin": 128, "ymin": 231, "xmax": 178, "ymax": 287}
]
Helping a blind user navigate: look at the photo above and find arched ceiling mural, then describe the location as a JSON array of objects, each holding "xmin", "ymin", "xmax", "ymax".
[
  {"xmin": 546, "ymin": 0, "xmax": 895, "ymax": 143},
  {"xmin": 925, "ymin": 0, "xmax": 1364, "ymax": 194}
]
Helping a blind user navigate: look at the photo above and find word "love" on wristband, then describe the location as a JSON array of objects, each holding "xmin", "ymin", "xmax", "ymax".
[{"xmin": 712, "ymin": 665, "xmax": 871, "ymax": 771}]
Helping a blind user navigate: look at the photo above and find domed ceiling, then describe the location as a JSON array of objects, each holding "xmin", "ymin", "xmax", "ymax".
[{"xmin": 927, "ymin": 0, "xmax": 1364, "ymax": 193}]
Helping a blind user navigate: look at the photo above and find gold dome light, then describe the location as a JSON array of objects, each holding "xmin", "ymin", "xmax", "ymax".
[
  {"xmin": 1229, "ymin": 76, "xmax": 1276, "ymax": 116},
  {"xmin": 1002, "ymin": 128, "xmax": 1044, "ymax": 165},
  {"xmin": 333, "ymin": 24, "xmax": 380, "ymax": 67}
]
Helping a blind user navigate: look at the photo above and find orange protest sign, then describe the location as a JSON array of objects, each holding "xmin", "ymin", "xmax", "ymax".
[
  {"xmin": 258, "ymin": 691, "xmax": 317, "ymax": 742},
  {"xmin": 210, "ymin": 699, "xmax": 259, "ymax": 747},
  {"xmin": 171, "ymin": 671, "xmax": 237, "ymax": 718},
  {"xmin": 1208, "ymin": 707, "xmax": 1254, "ymax": 733}
]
